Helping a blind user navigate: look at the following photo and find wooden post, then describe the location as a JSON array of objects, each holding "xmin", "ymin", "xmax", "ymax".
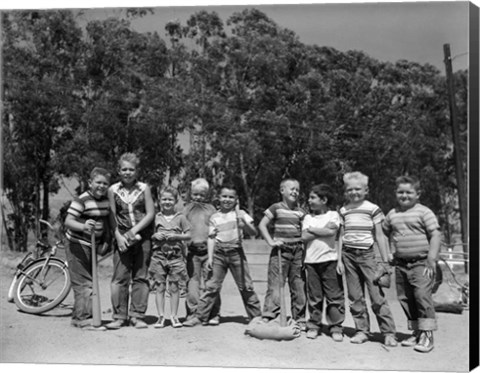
[{"xmin": 443, "ymin": 44, "xmax": 468, "ymax": 273}]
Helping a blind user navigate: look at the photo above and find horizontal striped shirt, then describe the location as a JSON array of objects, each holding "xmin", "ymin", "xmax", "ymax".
[
  {"xmin": 382, "ymin": 203, "xmax": 440, "ymax": 258},
  {"xmin": 340, "ymin": 200, "xmax": 384, "ymax": 249},
  {"xmin": 209, "ymin": 210, "xmax": 253, "ymax": 246},
  {"xmin": 264, "ymin": 202, "xmax": 305, "ymax": 243},
  {"xmin": 65, "ymin": 191, "xmax": 110, "ymax": 246}
]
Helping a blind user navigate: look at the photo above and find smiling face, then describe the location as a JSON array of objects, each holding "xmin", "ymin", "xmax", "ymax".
[
  {"xmin": 344, "ymin": 179, "xmax": 368, "ymax": 205},
  {"xmin": 89, "ymin": 174, "xmax": 110, "ymax": 199},
  {"xmin": 218, "ymin": 188, "xmax": 237, "ymax": 212},
  {"xmin": 118, "ymin": 161, "xmax": 138, "ymax": 187},
  {"xmin": 190, "ymin": 187, "xmax": 208, "ymax": 203},
  {"xmin": 396, "ymin": 183, "xmax": 420, "ymax": 210},
  {"xmin": 159, "ymin": 192, "xmax": 177, "ymax": 214},
  {"xmin": 280, "ymin": 180, "xmax": 300, "ymax": 205}
]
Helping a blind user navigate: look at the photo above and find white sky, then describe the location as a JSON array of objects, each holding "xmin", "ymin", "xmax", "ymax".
[{"xmin": 1, "ymin": 0, "xmax": 477, "ymax": 72}]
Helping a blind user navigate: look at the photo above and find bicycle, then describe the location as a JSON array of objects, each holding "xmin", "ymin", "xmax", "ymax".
[{"xmin": 7, "ymin": 219, "xmax": 72, "ymax": 314}]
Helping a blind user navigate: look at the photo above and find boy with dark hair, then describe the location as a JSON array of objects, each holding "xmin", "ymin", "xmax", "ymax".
[{"xmin": 183, "ymin": 185, "xmax": 262, "ymax": 326}]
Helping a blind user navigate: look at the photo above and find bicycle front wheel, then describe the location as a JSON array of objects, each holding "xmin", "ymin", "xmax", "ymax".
[{"xmin": 14, "ymin": 258, "xmax": 71, "ymax": 314}]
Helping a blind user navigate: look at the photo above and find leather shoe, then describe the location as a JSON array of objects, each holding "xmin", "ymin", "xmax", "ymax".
[
  {"xmin": 350, "ymin": 331, "xmax": 369, "ymax": 344},
  {"xmin": 414, "ymin": 331, "xmax": 434, "ymax": 353},
  {"xmin": 130, "ymin": 318, "xmax": 148, "ymax": 329}
]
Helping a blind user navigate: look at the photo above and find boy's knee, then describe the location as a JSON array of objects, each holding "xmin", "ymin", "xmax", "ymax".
[
  {"xmin": 157, "ymin": 282, "xmax": 167, "ymax": 293},
  {"xmin": 169, "ymin": 282, "xmax": 179, "ymax": 292}
]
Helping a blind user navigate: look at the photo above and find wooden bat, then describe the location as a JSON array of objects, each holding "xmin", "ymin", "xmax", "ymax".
[
  {"xmin": 278, "ymin": 247, "xmax": 287, "ymax": 327},
  {"xmin": 91, "ymin": 231, "xmax": 102, "ymax": 327}
]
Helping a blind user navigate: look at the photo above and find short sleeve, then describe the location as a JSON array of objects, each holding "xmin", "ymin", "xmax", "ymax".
[
  {"xmin": 240, "ymin": 210, "xmax": 254, "ymax": 224},
  {"xmin": 208, "ymin": 214, "xmax": 218, "ymax": 237},
  {"xmin": 302, "ymin": 215, "xmax": 313, "ymax": 231},
  {"xmin": 67, "ymin": 198, "xmax": 85, "ymax": 218},
  {"xmin": 180, "ymin": 215, "xmax": 192, "ymax": 233},
  {"xmin": 264, "ymin": 204, "xmax": 277, "ymax": 221},
  {"xmin": 423, "ymin": 208, "xmax": 440, "ymax": 236},
  {"xmin": 382, "ymin": 210, "xmax": 393, "ymax": 234},
  {"xmin": 371, "ymin": 204, "xmax": 385, "ymax": 225},
  {"xmin": 329, "ymin": 211, "xmax": 341, "ymax": 228}
]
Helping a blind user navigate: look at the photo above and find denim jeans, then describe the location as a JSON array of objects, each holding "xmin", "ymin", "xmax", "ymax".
[
  {"xmin": 197, "ymin": 245, "xmax": 262, "ymax": 321},
  {"xmin": 342, "ymin": 246, "xmax": 396, "ymax": 334},
  {"xmin": 186, "ymin": 246, "xmax": 221, "ymax": 319},
  {"xmin": 66, "ymin": 241, "xmax": 93, "ymax": 325},
  {"xmin": 262, "ymin": 243, "xmax": 306, "ymax": 321},
  {"xmin": 110, "ymin": 237, "xmax": 151, "ymax": 320},
  {"xmin": 395, "ymin": 257, "xmax": 437, "ymax": 331},
  {"xmin": 305, "ymin": 260, "xmax": 345, "ymax": 333}
]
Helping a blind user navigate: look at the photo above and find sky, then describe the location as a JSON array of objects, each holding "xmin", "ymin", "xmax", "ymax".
[{"xmin": 2, "ymin": 0, "xmax": 476, "ymax": 73}]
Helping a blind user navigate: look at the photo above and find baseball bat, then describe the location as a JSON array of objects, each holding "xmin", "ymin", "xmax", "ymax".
[
  {"xmin": 91, "ymin": 230, "xmax": 102, "ymax": 327},
  {"xmin": 277, "ymin": 247, "xmax": 287, "ymax": 327}
]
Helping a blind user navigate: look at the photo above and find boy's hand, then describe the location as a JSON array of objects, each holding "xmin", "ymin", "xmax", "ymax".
[
  {"xmin": 271, "ymin": 239, "xmax": 284, "ymax": 248},
  {"xmin": 336, "ymin": 261, "xmax": 344, "ymax": 275},
  {"xmin": 152, "ymin": 232, "xmax": 165, "ymax": 241},
  {"xmin": 424, "ymin": 256, "xmax": 436, "ymax": 279},
  {"xmin": 83, "ymin": 219, "xmax": 96, "ymax": 234},
  {"xmin": 116, "ymin": 233, "xmax": 128, "ymax": 253},
  {"xmin": 206, "ymin": 257, "xmax": 213, "ymax": 271},
  {"xmin": 165, "ymin": 232, "xmax": 177, "ymax": 241},
  {"xmin": 326, "ymin": 221, "xmax": 337, "ymax": 229}
]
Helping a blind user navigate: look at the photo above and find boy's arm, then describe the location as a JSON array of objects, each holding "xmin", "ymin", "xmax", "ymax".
[
  {"xmin": 64, "ymin": 214, "xmax": 95, "ymax": 234},
  {"xmin": 238, "ymin": 210, "xmax": 257, "ymax": 237},
  {"xmin": 206, "ymin": 237, "xmax": 215, "ymax": 269},
  {"xmin": 425, "ymin": 229, "xmax": 441, "ymax": 278},
  {"xmin": 307, "ymin": 223, "xmax": 338, "ymax": 237},
  {"xmin": 258, "ymin": 215, "xmax": 282, "ymax": 247},
  {"xmin": 336, "ymin": 225, "xmax": 345, "ymax": 275},
  {"xmin": 374, "ymin": 222, "xmax": 390, "ymax": 262}
]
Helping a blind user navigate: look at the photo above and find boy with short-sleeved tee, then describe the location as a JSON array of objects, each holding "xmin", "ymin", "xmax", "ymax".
[
  {"xmin": 183, "ymin": 186, "xmax": 262, "ymax": 326},
  {"xmin": 64, "ymin": 167, "xmax": 111, "ymax": 331},
  {"xmin": 337, "ymin": 172, "xmax": 397, "ymax": 347},
  {"xmin": 258, "ymin": 179, "xmax": 307, "ymax": 327},
  {"xmin": 383, "ymin": 176, "xmax": 440, "ymax": 353}
]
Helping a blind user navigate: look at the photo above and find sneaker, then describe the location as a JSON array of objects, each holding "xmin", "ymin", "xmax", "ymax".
[
  {"xmin": 129, "ymin": 318, "xmax": 148, "ymax": 329},
  {"xmin": 154, "ymin": 316, "xmax": 165, "ymax": 328},
  {"xmin": 332, "ymin": 332, "xmax": 344, "ymax": 342},
  {"xmin": 401, "ymin": 332, "xmax": 419, "ymax": 347},
  {"xmin": 384, "ymin": 334, "xmax": 398, "ymax": 347},
  {"xmin": 350, "ymin": 331, "xmax": 369, "ymax": 344},
  {"xmin": 105, "ymin": 319, "xmax": 127, "ymax": 330},
  {"xmin": 414, "ymin": 331, "xmax": 434, "ymax": 353},
  {"xmin": 81, "ymin": 325, "xmax": 107, "ymax": 331},
  {"xmin": 171, "ymin": 316, "xmax": 183, "ymax": 328},
  {"xmin": 208, "ymin": 315, "xmax": 221, "ymax": 326},
  {"xmin": 183, "ymin": 316, "xmax": 202, "ymax": 327},
  {"xmin": 306, "ymin": 329, "xmax": 319, "ymax": 339}
]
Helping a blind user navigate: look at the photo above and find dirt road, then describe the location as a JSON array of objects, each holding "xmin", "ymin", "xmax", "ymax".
[{"xmin": 0, "ymin": 240, "xmax": 471, "ymax": 372}]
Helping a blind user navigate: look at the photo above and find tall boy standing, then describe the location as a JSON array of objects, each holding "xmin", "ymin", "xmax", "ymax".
[
  {"xmin": 183, "ymin": 178, "xmax": 221, "ymax": 324},
  {"xmin": 258, "ymin": 178, "xmax": 307, "ymax": 327},
  {"xmin": 382, "ymin": 176, "xmax": 440, "ymax": 353},
  {"xmin": 337, "ymin": 171, "xmax": 397, "ymax": 347},
  {"xmin": 183, "ymin": 186, "xmax": 262, "ymax": 326}
]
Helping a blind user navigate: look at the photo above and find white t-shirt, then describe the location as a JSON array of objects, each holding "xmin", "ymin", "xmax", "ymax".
[{"xmin": 303, "ymin": 210, "xmax": 340, "ymax": 264}]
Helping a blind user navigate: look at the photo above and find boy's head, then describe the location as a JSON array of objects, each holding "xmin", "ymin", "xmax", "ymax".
[
  {"xmin": 343, "ymin": 172, "xmax": 368, "ymax": 204},
  {"xmin": 309, "ymin": 184, "xmax": 334, "ymax": 211},
  {"xmin": 118, "ymin": 152, "xmax": 140, "ymax": 185},
  {"xmin": 218, "ymin": 186, "xmax": 238, "ymax": 212},
  {"xmin": 280, "ymin": 178, "xmax": 300, "ymax": 205},
  {"xmin": 395, "ymin": 175, "xmax": 421, "ymax": 210},
  {"xmin": 89, "ymin": 167, "xmax": 111, "ymax": 199},
  {"xmin": 159, "ymin": 186, "xmax": 178, "ymax": 213},
  {"xmin": 190, "ymin": 178, "xmax": 210, "ymax": 202}
]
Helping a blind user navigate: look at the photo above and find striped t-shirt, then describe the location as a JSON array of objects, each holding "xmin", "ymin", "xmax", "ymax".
[
  {"xmin": 65, "ymin": 191, "xmax": 110, "ymax": 246},
  {"xmin": 264, "ymin": 202, "xmax": 305, "ymax": 243},
  {"xmin": 339, "ymin": 200, "xmax": 384, "ymax": 249},
  {"xmin": 209, "ymin": 210, "xmax": 253, "ymax": 246},
  {"xmin": 382, "ymin": 203, "xmax": 440, "ymax": 258}
]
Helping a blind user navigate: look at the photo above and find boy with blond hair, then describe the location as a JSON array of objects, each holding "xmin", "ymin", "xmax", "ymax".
[
  {"xmin": 258, "ymin": 178, "xmax": 307, "ymax": 328},
  {"xmin": 383, "ymin": 175, "xmax": 440, "ymax": 353},
  {"xmin": 337, "ymin": 171, "xmax": 397, "ymax": 347},
  {"xmin": 183, "ymin": 178, "xmax": 221, "ymax": 324}
]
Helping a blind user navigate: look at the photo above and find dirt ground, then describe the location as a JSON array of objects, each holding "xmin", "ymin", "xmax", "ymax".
[{"xmin": 0, "ymin": 240, "xmax": 472, "ymax": 373}]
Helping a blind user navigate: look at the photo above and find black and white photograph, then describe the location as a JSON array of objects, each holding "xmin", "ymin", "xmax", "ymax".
[{"xmin": 0, "ymin": 0, "xmax": 478, "ymax": 372}]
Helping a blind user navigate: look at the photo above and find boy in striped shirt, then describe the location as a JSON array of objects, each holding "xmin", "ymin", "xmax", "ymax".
[
  {"xmin": 383, "ymin": 175, "xmax": 440, "ymax": 353},
  {"xmin": 258, "ymin": 178, "xmax": 307, "ymax": 327},
  {"xmin": 337, "ymin": 172, "xmax": 397, "ymax": 347},
  {"xmin": 183, "ymin": 185, "xmax": 261, "ymax": 326},
  {"xmin": 64, "ymin": 167, "xmax": 111, "ymax": 331}
]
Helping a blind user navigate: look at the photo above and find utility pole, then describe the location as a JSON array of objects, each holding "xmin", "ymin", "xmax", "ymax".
[{"xmin": 443, "ymin": 44, "xmax": 468, "ymax": 273}]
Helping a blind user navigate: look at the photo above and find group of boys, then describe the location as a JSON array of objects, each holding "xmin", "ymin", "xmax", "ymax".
[{"xmin": 65, "ymin": 165, "xmax": 440, "ymax": 354}]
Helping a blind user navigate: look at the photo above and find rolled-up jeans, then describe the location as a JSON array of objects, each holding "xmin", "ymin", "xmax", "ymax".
[
  {"xmin": 110, "ymin": 237, "xmax": 151, "ymax": 321},
  {"xmin": 262, "ymin": 242, "xmax": 306, "ymax": 322},
  {"xmin": 342, "ymin": 246, "xmax": 396, "ymax": 335}
]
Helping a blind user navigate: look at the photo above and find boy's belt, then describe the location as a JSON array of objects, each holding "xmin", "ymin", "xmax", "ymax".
[
  {"xmin": 280, "ymin": 241, "xmax": 303, "ymax": 249},
  {"xmin": 394, "ymin": 255, "xmax": 428, "ymax": 265},
  {"xmin": 188, "ymin": 243, "xmax": 208, "ymax": 256}
]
